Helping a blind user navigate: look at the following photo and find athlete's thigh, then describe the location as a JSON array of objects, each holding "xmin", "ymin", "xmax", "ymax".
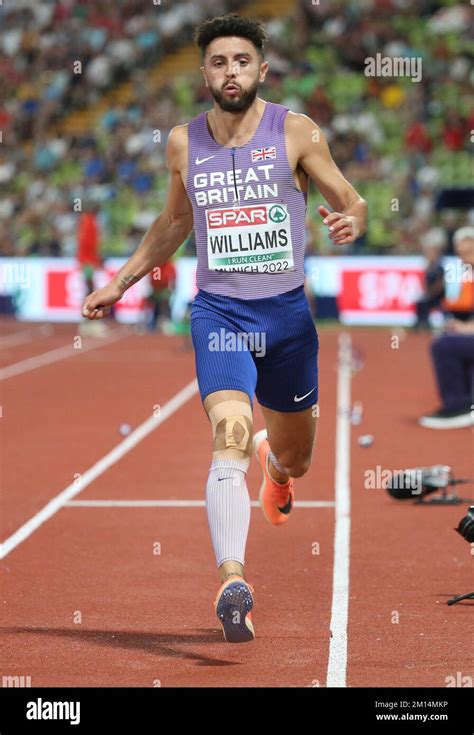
[
  {"xmin": 254, "ymin": 285, "xmax": 319, "ymax": 414},
  {"xmin": 191, "ymin": 294, "xmax": 258, "ymax": 406},
  {"xmin": 254, "ymin": 285, "xmax": 319, "ymax": 459}
]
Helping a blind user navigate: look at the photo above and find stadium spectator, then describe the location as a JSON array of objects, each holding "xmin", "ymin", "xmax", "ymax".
[
  {"xmin": 2, "ymin": 0, "xmax": 473, "ymax": 258},
  {"xmin": 419, "ymin": 227, "xmax": 474, "ymax": 429},
  {"xmin": 77, "ymin": 202, "xmax": 101, "ymax": 295},
  {"xmin": 442, "ymin": 227, "xmax": 474, "ymax": 321},
  {"xmin": 147, "ymin": 259, "xmax": 176, "ymax": 332},
  {"xmin": 414, "ymin": 228, "xmax": 446, "ymax": 330}
]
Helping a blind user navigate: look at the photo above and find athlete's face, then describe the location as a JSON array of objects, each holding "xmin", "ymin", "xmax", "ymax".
[{"xmin": 201, "ymin": 37, "xmax": 268, "ymax": 113}]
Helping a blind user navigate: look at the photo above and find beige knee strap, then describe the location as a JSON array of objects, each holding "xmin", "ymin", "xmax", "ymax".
[{"xmin": 208, "ymin": 401, "xmax": 253, "ymax": 455}]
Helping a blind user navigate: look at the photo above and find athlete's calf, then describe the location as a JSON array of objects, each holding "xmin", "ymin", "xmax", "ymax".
[{"xmin": 204, "ymin": 390, "xmax": 253, "ymax": 584}]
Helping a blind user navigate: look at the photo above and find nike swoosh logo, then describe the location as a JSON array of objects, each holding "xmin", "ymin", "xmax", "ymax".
[
  {"xmin": 294, "ymin": 387, "xmax": 316, "ymax": 403},
  {"xmin": 195, "ymin": 155, "xmax": 215, "ymax": 165}
]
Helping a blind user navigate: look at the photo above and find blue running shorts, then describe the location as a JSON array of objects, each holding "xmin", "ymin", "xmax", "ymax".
[{"xmin": 190, "ymin": 285, "xmax": 318, "ymax": 412}]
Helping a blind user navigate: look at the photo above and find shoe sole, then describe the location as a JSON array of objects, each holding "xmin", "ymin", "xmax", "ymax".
[
  {"xmin": 215, "ymin": 581, "xmax": 255, "ymax": 643},
  {"xmin": 418, "ymin": 415, "xmax": 473, "ymax": 429}
]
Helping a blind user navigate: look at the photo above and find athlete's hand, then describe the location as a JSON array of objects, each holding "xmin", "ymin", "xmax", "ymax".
[
  {"xmin": 318, "ymin": 206, "xmax": 359, "ymax": 245},
  {"xmin": 82, "ymin": 282, "xmax": 124, "ymax": 320},
  {"xmin": 445, "ymin": 318, "xmax": 474, "ymax": 335}
]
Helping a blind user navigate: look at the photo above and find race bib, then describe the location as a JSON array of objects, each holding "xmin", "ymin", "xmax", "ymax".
[{"xmin": 205, "ymin": 203, "xmax": 295, "ymax": 273}]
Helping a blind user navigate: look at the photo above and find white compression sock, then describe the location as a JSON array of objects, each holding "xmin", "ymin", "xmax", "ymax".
[{"xmin": 206, "ymin": 458, "xmax": 251, "ymax": 568}]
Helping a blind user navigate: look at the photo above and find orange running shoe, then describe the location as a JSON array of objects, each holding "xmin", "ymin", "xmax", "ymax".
[
  {"xmin": 214, "ymin": 576, "xmax": 255, "ymax": 643},
  {"xmin": 253, "ymin": 429, "xmax": 294, "ymax": 526}
]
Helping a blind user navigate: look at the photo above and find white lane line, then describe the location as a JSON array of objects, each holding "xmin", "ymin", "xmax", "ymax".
[
  {"xmin": 65, "ymin": 499, "xmax": 336, "ymax": 508},
  {"xmin": 0, "ymin": 329, "xmax": 125, "ymax": 380},
  {"xmin": 0, "ymin": 379, "xmax": 199, "ymax": 558},
  {"xmin": 326, "ymin": 332, "xmax": 352, "ymax": 688}
]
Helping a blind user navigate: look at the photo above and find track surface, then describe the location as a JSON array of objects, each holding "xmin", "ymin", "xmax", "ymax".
[{"xmin": 1, "ymin": 319, "xmax": 472, "ymax": 687}]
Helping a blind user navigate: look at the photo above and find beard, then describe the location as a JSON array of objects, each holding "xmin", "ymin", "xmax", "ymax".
[{"xmin": 210, "ymin": 78, "xmax": 259, "ymax": 113}]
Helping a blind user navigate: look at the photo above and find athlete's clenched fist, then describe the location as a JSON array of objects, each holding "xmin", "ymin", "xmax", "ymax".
[{"xmin": 82, "ymin": 283, "xmax": 124, "ymax": 320}]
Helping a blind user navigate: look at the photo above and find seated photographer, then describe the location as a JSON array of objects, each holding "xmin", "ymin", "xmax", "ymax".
[{"xmin": 419, "ymin": 227, "xmax": 474, "ymax": 429}]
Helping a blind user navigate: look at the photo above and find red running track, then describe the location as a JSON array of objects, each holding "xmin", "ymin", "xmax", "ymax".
[{"xmin": 1, "ymin": 320, "xmax": 472, "ymax": 687}]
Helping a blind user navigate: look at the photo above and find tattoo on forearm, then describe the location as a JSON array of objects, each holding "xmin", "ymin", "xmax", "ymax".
[{"xmin": 120, "ymin": 275, "xmax": 139, "ymax": 290}]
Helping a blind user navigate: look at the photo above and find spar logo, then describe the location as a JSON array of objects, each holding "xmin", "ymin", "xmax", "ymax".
[
  {"xmin": 269, "ymin": 204, "xmax": 287, "ymax": 223},
  {"xmin": 207, "ymin": 206, "xmax": 267, "ymax": 228}
]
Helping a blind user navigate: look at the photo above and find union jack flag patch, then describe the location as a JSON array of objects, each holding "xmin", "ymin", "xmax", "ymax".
[{"xmin": 251, "ymin": 146, "xmax": 277, "ymax": 162}]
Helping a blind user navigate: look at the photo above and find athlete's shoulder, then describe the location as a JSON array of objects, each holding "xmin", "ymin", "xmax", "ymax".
[
  {"xmin": 166, "ymin": 124, "xmax": 188, "ymax": 169},
  {"xmin": 167, "ymin": 123, "xmax": 188, "ymax": 153},
  {"xmin": 284, "ymin": 111, "xmax": 319, "ymax": 133},
  {"xmin": 284, "ymin": 112, "xmax": 325, "ymax": 152},
  {"xmin": 168, "ymin": 123, "xmax": 189, "ymax": 146}
]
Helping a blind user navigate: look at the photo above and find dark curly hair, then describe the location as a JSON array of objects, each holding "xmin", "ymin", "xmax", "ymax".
[{"xmin": 195, "ymin": 13, "xmax": 268, "ymax": 59}]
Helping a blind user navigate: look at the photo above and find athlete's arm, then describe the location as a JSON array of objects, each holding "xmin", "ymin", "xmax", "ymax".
[
  {"xmin": 286, "ymin": 113, "xmax": 368, "ymax": 246},
  {"xmin": 82, "ymin": 126, "xmax": 193, "ymax": 319}
]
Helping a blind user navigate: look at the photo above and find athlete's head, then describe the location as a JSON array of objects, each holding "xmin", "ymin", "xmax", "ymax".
[{"xmin": 195, "ymin": 14, "xmax": 269, "ymax": 113}]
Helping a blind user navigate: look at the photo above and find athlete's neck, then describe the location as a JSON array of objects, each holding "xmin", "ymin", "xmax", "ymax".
[{"xmin": 207, "ymin": 98, "xmax": 267, "ymax": 148}]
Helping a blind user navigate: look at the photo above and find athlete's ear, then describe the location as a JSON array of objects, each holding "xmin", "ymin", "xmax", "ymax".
[
  {"xmin": 200, "ymin": 65, "xmax": 209, "ymax": 88},
  {"xmin": 259, "ymin": 61, "xmax": 269, "ymax": 83}
]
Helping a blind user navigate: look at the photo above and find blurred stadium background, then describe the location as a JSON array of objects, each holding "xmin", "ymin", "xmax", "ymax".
[{"xmin": 0, "ymin": 0, "xmax": 472, "ymax": 326}]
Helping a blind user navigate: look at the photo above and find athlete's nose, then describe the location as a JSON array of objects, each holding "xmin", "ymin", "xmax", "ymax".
[{"xmin": 226, "ymin": 61, "xmax": 241, "ymax": 78}]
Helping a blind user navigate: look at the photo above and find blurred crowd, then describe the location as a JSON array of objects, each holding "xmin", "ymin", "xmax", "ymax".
[{"xmin": 1, "ymin": 0, "xmax": 472, "ymax": 259}]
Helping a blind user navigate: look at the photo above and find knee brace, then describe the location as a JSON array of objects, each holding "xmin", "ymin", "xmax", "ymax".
[{"xmin": 208, "ymin": 400, "xmax": 253, "ymax": 457}]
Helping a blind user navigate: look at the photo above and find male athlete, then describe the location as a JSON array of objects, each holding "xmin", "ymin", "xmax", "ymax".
[{"xmin": 82, "ymin": 14, "xmax": 367, "ymax": 643}]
